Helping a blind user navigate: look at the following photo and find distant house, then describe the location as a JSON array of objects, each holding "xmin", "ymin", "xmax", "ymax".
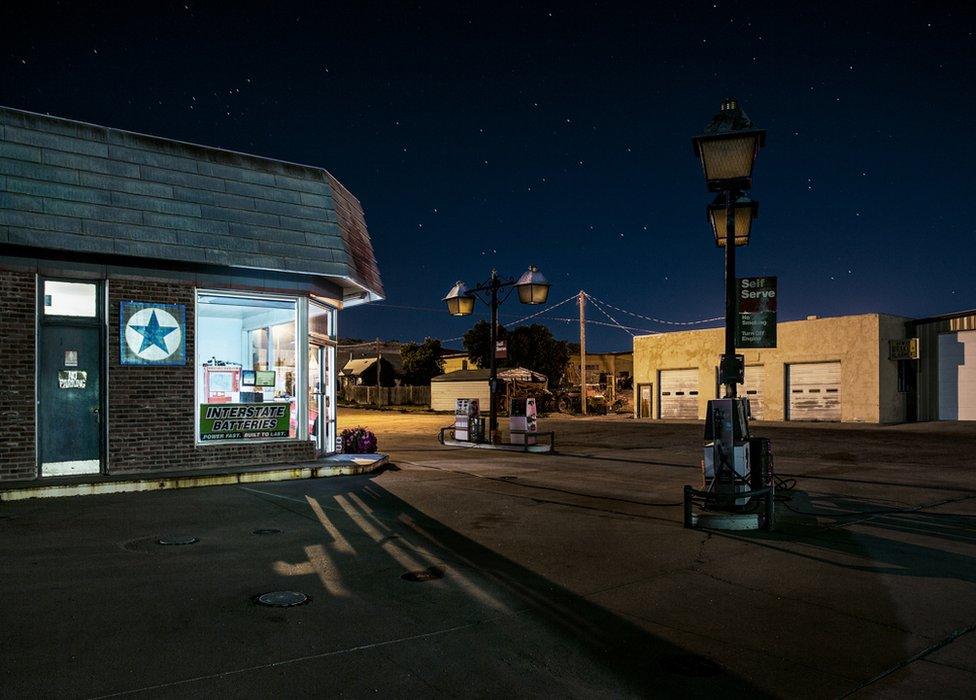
[
  {"xmin": 438, "ymin": 347, "xmax": 480, "ymax": 374},
  {"xmin": 339, "ymin": 357, "xmax": 400, "ymax": 387}
]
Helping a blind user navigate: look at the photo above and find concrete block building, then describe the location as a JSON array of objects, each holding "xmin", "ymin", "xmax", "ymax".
[
  {"xmin": 0, "ymin": 107, "xmax": 383, "ymax": 482},
  {"xmin": 633, "ymin": 313, "xmax": 910, "ymax": 423}
]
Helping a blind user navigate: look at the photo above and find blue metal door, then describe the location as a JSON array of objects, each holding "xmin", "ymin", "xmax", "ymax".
[{"xmin": 38, "ymin": 279, "xmax": 103, "ymax": 477}]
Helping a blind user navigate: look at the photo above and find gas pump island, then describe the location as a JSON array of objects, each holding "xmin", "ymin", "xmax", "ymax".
[{"xmin": 440, "ymin": 395, "xmax": 553, "ymax": 453}]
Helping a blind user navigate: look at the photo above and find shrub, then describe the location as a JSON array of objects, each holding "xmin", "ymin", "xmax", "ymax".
[{"xmin": 340, "ymin": 427, "xmax": 378, "ymax": 454}]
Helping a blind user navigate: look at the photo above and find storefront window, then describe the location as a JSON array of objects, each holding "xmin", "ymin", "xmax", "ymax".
[{"xmin": 196, "ymin": 293, "xmax": 300, "ymax": 442}]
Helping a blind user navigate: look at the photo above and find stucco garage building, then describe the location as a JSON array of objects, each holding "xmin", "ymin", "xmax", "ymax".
[
  {"xmin": 0, "ymin": 107, "xmax": 383, "ymax": 483},
  {"xmin": 633, "ymin": 313, "xmax": 910, "ymax": 423}
]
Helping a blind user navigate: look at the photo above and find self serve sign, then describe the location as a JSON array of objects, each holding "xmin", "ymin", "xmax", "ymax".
[{"xmin": 735, "ymin": 276, "xmax": 777, "ymax": 348}]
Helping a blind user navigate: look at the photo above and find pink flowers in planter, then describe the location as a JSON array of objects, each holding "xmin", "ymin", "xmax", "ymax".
[{"xmin": 340, "ymin": 427, "xmax": 378, "ymax": 454}]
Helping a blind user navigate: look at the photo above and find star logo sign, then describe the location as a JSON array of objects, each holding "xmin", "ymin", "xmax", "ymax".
[{"xmin": 124, "ymin": 308, "xmax": 182, "ymax": 361}]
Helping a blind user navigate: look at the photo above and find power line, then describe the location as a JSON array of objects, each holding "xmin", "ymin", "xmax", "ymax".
[
  {"xmin": 543, "ymin": 316, "xmax": 656, "ymax": 333},
  {"xmin": 506, "ymin": 293, "xmax": 579, "ymax": 325},
  {"xmin": 583, "ymin": 293, "xmax": 723, "ymax": 326},
  {"xmin": 362, "ymin": 290, "xmax": 716, "ymax": 344},
  {"xmin": 368, "ymin": 293, "xmax": 721, "ymax": 328},
  {"xmin": 584, "ymin": 293, "xmax": 637, "ymax": 337}
]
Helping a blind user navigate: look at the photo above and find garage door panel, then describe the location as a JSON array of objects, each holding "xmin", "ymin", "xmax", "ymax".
[
  {"xmin": 939, "ymin": 331, "xmax": 976, "ymax": 421},
  {"xmin": 718, "ymin": 366, "xmax": 763, "ymax": 420},
  {"xmin": 788, "ymin": 362, "xmax": 841, "ymax": 421},
  {"xmin": 660, "ymin": 369, "xmax": 699, "ymax": 419}
]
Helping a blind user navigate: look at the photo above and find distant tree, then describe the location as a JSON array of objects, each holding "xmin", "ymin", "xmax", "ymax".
[
  {"xmin": 507, "ymin": 324, "xmax": 570, "ymax": 386},
  {"xmin": 463, "ymin": 321, "xmax": 569, "ymax": 385},
  {"xmin": 400, "ymin": 338, "xmax": 444, "ymax": 385},
  {"xmin": 463, "ymin": 320, "xmax": 508, "ymax": 369}
]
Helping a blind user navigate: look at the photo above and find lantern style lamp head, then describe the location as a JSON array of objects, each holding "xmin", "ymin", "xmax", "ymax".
[
  {"xmin": 692, "ymin": 97, "xmax": 765, "ymax": 192},
  {"xmin": 515, "ymin": 265, "xmax": 550, "ymax": 305},
  {"xmin": 443, "ymin": 281, "xmax": 475, "ymax": 316},
  {"xmin": 707, "ymin": 193, "xmax": 758, "ymax": 247}
]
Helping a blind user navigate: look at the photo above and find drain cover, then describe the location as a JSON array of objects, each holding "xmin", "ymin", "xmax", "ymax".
[
  {"xmin": 252, "ymin": 528, "xmax": 282, "ymax": 535},
  {"xmin": 157, "ymin": 536, "xmax": 198, "ymax": 546},
  {"xmin": 401, "ymin": 566, "xmax": 445, "ymax": 582},
  {"xmin": 256, "ymin": 591, "xmax": 309, "ymax": 607},
  {"xmin": 659, "ymin": 653, "xmax": 723, "ymax": 677}
]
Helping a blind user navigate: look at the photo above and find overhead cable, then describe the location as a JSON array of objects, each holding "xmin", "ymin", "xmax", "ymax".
[{"xmin": 583, "ymin": 293, "xmax": 723, "ymax": 326}]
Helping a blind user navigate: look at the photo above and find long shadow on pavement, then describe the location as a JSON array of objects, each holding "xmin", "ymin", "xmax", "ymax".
[{"xmin": 237, "ymin": 472, "xmax": 773, "ymax": 697}]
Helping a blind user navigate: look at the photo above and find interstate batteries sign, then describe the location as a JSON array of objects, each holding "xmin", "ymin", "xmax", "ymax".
[
  {"xmin": 735, "ymin": 276, "xmax": 777, "ymax": 348},
  {"xmin": 199, "ymin": 403, "xmax": 290, "ymax": 441}
]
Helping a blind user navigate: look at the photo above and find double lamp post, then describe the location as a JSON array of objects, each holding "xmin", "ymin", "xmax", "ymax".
[
  {"xmin": 442, "ymin": 266, "xmax": 550, "ymax": 442},
  {"xmin": 692, "ymin": 98, "xmax": 765, "ymax": 397}
]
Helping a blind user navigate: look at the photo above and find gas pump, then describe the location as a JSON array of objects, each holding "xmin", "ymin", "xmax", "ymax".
[
  {"xmin": 509, "ymin": 397, "xmax": 537, "ymax": 445},
  {"xmin": 454, "ymin": 398, "xmax": 481, "ymax": 442},
  {"xmin": 684, "ymin": 397, "xmax": 775, "ymax": 530}
]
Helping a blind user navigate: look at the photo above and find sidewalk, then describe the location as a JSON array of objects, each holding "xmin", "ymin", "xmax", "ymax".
[{"xmin": 0, "ymin": 452, "xmax": 389, "ymax": 501}]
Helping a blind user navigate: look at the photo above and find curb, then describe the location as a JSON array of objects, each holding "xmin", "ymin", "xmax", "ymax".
[{"xmin": 0, "ymin": 455, "xmax": 389, "ymax": 502}]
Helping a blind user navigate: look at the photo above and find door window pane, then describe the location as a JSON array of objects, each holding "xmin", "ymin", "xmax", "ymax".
[
  {"xmin": 44, "ymin": 281, "xmax": 97, "ymax": 317},
  {"xmin": 196, "ymin": 293, "xmax": 299, "ymax": 441},
  {"xmin": 308, "ymin": 345, "xmax": 322, "ymax": 447}
]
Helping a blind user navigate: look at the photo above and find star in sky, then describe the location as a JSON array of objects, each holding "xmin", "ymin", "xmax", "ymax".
[{"xmin": 130, "ymin": 311, "xmax": 178, "ymax": 353}]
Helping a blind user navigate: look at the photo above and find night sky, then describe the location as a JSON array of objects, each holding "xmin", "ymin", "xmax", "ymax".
[{"xmin": 3, "ymin": 1, "xmax": 974, "ymax": 351}]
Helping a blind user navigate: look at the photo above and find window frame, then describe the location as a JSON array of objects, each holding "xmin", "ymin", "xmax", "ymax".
[
  {"xmin": 307, "ymin": 299, "xmax": 339, "ymax": 454},
  {"xmin": 194, "ymin": 288, "xmax": 308, "ymax": 447}
]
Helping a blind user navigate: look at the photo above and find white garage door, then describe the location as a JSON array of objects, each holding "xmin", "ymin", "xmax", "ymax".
[
  {"xmin": 788, "ymin": 362, "xmax": 841, "ymax": 421},
  {"xmin": 741, "ymin": 366, "xmax": 764, "ymax": 420},
  {"xmin": 938, "ymin": 331, "xmax": 976, "ymax": 420},
  {"xmin": 714, "ymin": 366, "xmax": 764, "ymax": 419},
  {"xmin": 660, "ymin": 369, "xmax": 699, "ymax": 419}
]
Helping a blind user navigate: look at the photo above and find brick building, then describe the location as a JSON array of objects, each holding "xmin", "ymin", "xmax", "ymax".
[{"xmin": 0, "ymin": 107, "xmax": 383, "ymax": 482}]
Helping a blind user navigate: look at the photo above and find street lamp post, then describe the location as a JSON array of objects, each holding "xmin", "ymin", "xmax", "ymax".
[
  {"xmin": 692, "ymin": 98, "xmax": 765, "ymax": 397},
  {"xmin": 684, "ymin": 98, "xmax": 774, "ymax": 529},
  {"xmin": 443, "ymin": 266, "xmax": 550, "ymax": 443}
]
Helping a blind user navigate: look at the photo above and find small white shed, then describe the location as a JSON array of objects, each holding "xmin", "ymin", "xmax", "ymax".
[{"xmin": 430, "ymin": 369, "xmax": 492, "ymax": 412}]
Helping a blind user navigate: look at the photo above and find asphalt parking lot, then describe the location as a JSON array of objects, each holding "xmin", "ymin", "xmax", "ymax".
[{"xmin": 2, "ymin": 410, "xmax": 975, "ymax": 698}]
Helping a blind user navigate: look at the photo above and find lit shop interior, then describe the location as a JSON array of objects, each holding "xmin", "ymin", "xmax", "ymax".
[{"xmin": 196, "ymin": 292, "xmax": 337, "ymax": 450}]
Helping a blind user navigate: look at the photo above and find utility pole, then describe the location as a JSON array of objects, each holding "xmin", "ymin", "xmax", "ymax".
[
  {"xmin": 609, "ymin": 353, "xmax": 617, "ymax": 404},
  {"xmin": 579, "ymin": 290, "xmax": 586, "ymax": 416},
  {"xmin": 375, "ymin": 337, "xmax": 381, "ymax": 388},
  {"xmin": 488, "ymin": 270, "xmax": 500, "ymax": 443}
]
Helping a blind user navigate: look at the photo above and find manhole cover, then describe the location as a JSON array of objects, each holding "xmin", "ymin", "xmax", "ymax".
[
  {"xmin": 256, "ymin": 591, "xmax": 309, "ymax": 607},
  {"xmin": 401, "ymin": 566, "xmax": 445, "ymax": 582},
  {"xmin": 157, "ymin": 536, "xmax": 198, "ymax": 546},
  {"xmin": 252, "ymin": 528, "xmax": 282, "ymax": 535},
  {"xmin": 659, "ymin": 653, "xmax": 723, "ymax": 677}
]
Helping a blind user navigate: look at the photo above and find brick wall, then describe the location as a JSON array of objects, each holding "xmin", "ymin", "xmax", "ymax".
[
  {"xmin": 108, "ymin": 277, "xmax": 315, "ymax": 473},
  {"xmin": 0, "ymin": 270, "xmax": 36, "ymax": 480}
]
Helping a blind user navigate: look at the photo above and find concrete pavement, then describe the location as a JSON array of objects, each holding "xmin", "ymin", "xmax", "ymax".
[{"xmin": 1, "ymin": 411, "xmax": 974, "ymax": 697}]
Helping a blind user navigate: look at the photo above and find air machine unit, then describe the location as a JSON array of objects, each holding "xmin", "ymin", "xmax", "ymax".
[
  {"xmin": 684, "ymin": 398, "xmax": 775, "ymax": 530},
  {"xmin": 509, "ymin": 397, "xmax": 537, "ymax": 445},
  {"xmin": 454, "ymin": 398, "xmax": 481, "ymax": 442}
]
